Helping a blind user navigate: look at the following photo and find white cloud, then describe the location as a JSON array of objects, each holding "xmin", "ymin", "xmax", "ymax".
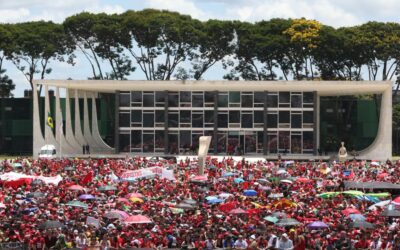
[{"xmin": 0, "ymin": 8, "xmax": 30, "ymax": 23}]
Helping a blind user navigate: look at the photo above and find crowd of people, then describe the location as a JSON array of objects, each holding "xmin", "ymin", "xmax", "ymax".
[{"xmin": 0, "ymin": 156, "xmax": 399, "ymax": 249}]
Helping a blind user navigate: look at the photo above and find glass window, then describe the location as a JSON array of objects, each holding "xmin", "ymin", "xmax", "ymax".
[
  {"xmin": 192, "ymin": 113, "xmax": 204, "ymax": 128},
  {"xmin": 119, "ymin": 113, "xmax": 130, "ymax": 127},
  {"xmin": 180, "ymin": 91, "xmax": 191, "ymax": 103},
  {"xmin": 291, "ymin": 134, "xmax": 302, "ymax": 153},
  {"xmin": 303, "ymin": 131, "xmax": 314, "ymax": 150},
  {"xmin": 279, "ymin": 111, "xmax": 290, "ymax": 123},
  {"xmin": 244, "ymin": 132, "xmax": 256, "ymax": 153},
  {"xmin": 218, "ymin": 114, "xmax": 228, "ymax": 128},
  {"xmin": 119, "ymin": 133, "xmax": 130, "ymax": 152},
  {"xmin": 168, "ymin": 133, "xmax": 179, "ymax": 154},
  {"xmin": 131, "ymin": 130, "xmax": 141, "ymax": 148},
  {"xmin": 131, "ymin": 110, "xmax": 142, "ymax": 123},
  {"xmin": 168, "ymin": 113, "xmax": 179, "ymax": 127},
  {"xmin": 155, "ymin": 91, "xmax": 166, "ymax": 103},
  {"xmin": 205, "ymin": 111, "xmax": 214, "ymax": 123},
  {"xmin": 279, "ymin": 131, "xmax": 290, "ymax": 151},
  {"xmin": 143, "ymin": 94, "xmax": 154, "ymax": 107},
  {"xmin": 254, "ymin": 92, "xmax": 264, "ymax": 104},
  {"xmin": 303, "ymin": 92, "xmax": 314, "ymax": 103},
  {"xmin": 291, "ymin": 95, "xmax": 302, "ymax": 108},
  {"xmin": 180, "ymin": 131, "xmax": 191, "ymax": 151},
  {"xmin": 242, "ymin": 113, "xmax": 253, "ymax": 128},
  {"xmin": 254, "ymin": 111, "xmax": 263, "ymax": 123},
  {"xmin": 143, "ymin": 113, "xmax": 154, "ymax": 127},
  {"xmin": 267, "ymin": 114, "xmax": 277, "ymax": 128},
  {"xmin": 267, "ymin": 95, "xmax": 278, "ymax": 108},
  {"xmin": 291, "ymin": 114, "xmax": 302, "ymax": 128},
  {"xmin": 218, "ymin": 94, "xmax": 228, "ymax": 107},
  {"xmin": 168, "ymin": 93, "xmax": 179, "ymax": 107},
  {"xmin": 229, "ymin": 91, "xmax": 240, "ymax": 103},
  {"xmin": 279, "ymin": 92, "xmax": 290, "ymax": 103},
  {"xmin": 303, "ymin": 111, "xmax": 314, "ymax": 123},
  {"xmin": 155, "ymin": 131, "xmax": 164, "ymax": 149},
  {"xmin": 143, "ymin": 133, "xmax": 154, "ymax": 152},
  {"xmin": 192, "ymin": 94, "xmax": 204, "ymax": 107},
  {"xmin": 155, "ymin": 110, "xmax": 165, "ymax": 123},
  {"xmin": 205, "ymin": 91, "xmax": 214, "ymax": 103},
  {"xmin": 180, "ymin": 110, "xmax": 191, "ymax": 123},
  {"xmin": 192, "ymin": 133, "xmax": 202, "ymax": 149},
  {"xmin": 268, "ymin": 134, "xmax": 277, "ymax": 153},
  {"xmin": 229, "ymin": 111, "xmax": 240, "ymax": 123},
  {"xmin": 217, "ymin": 132, "xmax": 227, "ymax": 153},
  {"xmin": 241, "ymin": 95, "xmax": 253, "ymax": 108},
  {"xmin": 131, "ymin": 91, "xmax": 142, "ymax": 103},
  {"xmin": 119, "ymin": 94, "xmax": 130, "ymax": 107}
]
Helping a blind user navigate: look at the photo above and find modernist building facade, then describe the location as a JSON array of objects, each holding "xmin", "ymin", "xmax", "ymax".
[{"xmin": 33, "ymin": 80, "xmax": 392, "ymax": 160}]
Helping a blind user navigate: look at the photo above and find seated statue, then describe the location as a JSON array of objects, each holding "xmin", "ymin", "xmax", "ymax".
[{"xmin": 338, "ymin": 141, "xmax": 348, "ymax": 162}]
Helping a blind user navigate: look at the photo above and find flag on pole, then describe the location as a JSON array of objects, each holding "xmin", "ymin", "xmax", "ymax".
[{"xmin": 47, "ymin": 112, "xmax": 54, "ymax": 129}]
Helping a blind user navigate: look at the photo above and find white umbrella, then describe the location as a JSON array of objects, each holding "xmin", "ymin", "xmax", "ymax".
[{"xmin": 368, "ymin": 200, "xmax": 391, "ymax": 210}]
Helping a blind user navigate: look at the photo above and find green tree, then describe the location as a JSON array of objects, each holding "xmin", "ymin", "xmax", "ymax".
[{"xmin": 0, "ymin": 24, "xmax": 15, "ymax": 97}]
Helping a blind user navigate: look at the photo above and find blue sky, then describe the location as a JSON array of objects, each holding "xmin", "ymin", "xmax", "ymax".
[{"xmin": 1, "ymin": 0, "xmax": 400, "ymax": 96}]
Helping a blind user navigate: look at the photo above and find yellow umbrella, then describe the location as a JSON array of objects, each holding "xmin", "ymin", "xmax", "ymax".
[
  {"xmin": 130, "ymin": 197, "xmax": 144, "ymax": 203},
  {"xmin": 251, "ymin": 202, "xmax": 266, "ymax": 209}
]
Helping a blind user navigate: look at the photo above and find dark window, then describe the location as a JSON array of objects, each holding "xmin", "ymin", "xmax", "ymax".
[
  {"xmin": 155, "ymin": 110, "xmax": 165, "ymax": 123},
  {"xmin": 267, "ymin": 95, "xmax": 278, "ymax": 107},
  {"xmin": 254, "ymin": 111, "xmax": 263, "ymax": 123},
  {"xmin": 218, "ymin": 114, "xmax": 228, "ymax": 128},
  {"xmin": 205, "ymin": 111, "xmax": 214, "ymax": 123},
  {"xmin": 143, "ymin": 133, "xmax": 154, "ymax": 152},
  {"xmin": 131, "ymin": 91, "xmax": 142, "ymax": 102},
  {"xmin": 131, "ymin": 110, "xmax": 142, "ymax": 123},
  {"xmin": 131, "ymin": 130, "xmax": 141, "ymax": 148},
  {"xmin": 291, "ymin": 95, "xmax": 302, "ymax": 108},
  {"xmin": 279, "ymin": 111, "xmax": 290, "ymax": 123},
  {"xmin": 267, "ymin": 114, "xmax": 277, "ymax": 128},
  {"xmin": 180, "ymin": 131, "xmax": 191, "ymax": 150},
  {"xmin": 241, "ymin": 95, "xmax": 253, "ymax": 107},
  {"xmin": 155, "ymin": 131, "xmax": 165, "ymax": 149},
  {"xmin": 180, "ymin": 110, "xmax": 191, "ymax": 123},
  {"xmin": 143, "ymin": 94, "xmax": 154, "ymax": 107},
  {"xmin": 229, "ymin": 111, "xmax": 240, "ymax": 123},
  {"xmin": 119, "ymin": 134, "xmax": 130, "ymax": 152},
  {"xmin": 192, "ymin": 94, "xmax": 204, "ymax": 107},
  {"xmin": 303, "ymin": 111, "xmax": 314, "ymax": 123},
  {"xmin": 254, "ymin": 92, "xmax": 264, "ymax": 104},
  {"xmin": 155, "ymin": 91, "xmax": 166, "ymax": 103},
  {"xmin": 303, "ymin": 92, "xmax": 314, "ymax": 103},
  {"xmin": 180, "ymin": 91, "xmax": 191, "ymax": 103},
  {"xmin": 119, "ymin": 113, "xmax": 130, "ymax": 127},
  {"xmin": 168, "ymin": 94, "xmax": 179, "ymax": 107},
  {"xmin": 218, "ymin": 94, "xmax": 228, "ymax": 107},
  {"xmin": 303, "ymin": 131, "xmax": 314, "ymax": 150},
  {"xmin": 241, "ymin": 113, "xmax": 253, "ymax": 128},
  {"xmin": 143, "ymin": 113, "xmax": 154, "ymax": 127},
  {"xmin": 279, "ymin": 92, "xmax": 290, "ymax": 103},
  {"xmin": 229, "ymin": 91, "xmax": 240, "ymax": 103},
  {"xmin": 291, "ymin": 134, "xmax": 302, "ymax": 153},
  {"xmin": 168, "ymin": 133, "xmax": 179, "ymax": 154},
  {"xmin": 192, "ymin": 113, "xmax": 203, "ymax": 127},
  {"xmin": 168, "ymin": 113, "xmax": 179, "ymax": 127},
  {"xmin": 279, "ymin": 131, "xmax": 290, "ymax": 150},
  {"xmin": 291, "ymin": 114, "xmax": 302, "ymax": 128},
  {"xmin": 268, "ymin": 134, "xmax": 277, "ymax": 153},
  {"xmin": 119, "ymin": 94, "xmax": 130, "ymax": 107},
  {"xmin": 205, "ymin": 92, "xmax": 214, "ymax": 103}
]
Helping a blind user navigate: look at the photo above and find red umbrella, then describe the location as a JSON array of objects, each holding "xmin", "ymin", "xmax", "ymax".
[
  {"xmin": 392, "ymin": 197, "xmax": 400, "ymax": 204},
  {"xmin": 296, "ymin": 177, "xmax": 311, "ymax": 183},
  {"xmin": 68, "ymin": 185, "xmax": 85, "ymax": 191},
  {"xmin": 342, "ymin": 208, "xmax": 361, "ymax": 216},
  {"xmin": 126, "ymin": 193, "xmax": 144, "ymax": 199},
  {"xmin": 191, "ymin": 175, "xmax": 207, "ymax": 181},
  {"xmin": 229, "ymin": 208, "xmax": 247, "ymax": 214},
  {"xmin": 124, "ymin": 215, "xmax": 152, "ymax": 224},
  {"xmin": 377, "ymin": 173, "xmax": 388, "ymax": 180}
]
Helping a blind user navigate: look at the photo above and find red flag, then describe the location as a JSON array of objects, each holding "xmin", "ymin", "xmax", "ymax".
[
  {"xmin": 80, "ymin": 171, "xmax": 93, "ymax": 186},
  {"xmin": 242, "ymin": 182, "xmax": 249, "ymax": 190}
]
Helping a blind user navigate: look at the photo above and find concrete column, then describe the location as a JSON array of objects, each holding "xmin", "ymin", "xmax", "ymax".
[
  {"xmin": 55, "ymin": 87, "xmax": 75, "ymax": 155},
  {"xmin": 83, "ymin": 91, "xmax": 100, "ymax": 152},
  {"xmin": 32, "ymin": 83, "xmax": 45, "ymax": 158},
  {"xmin": 64, "ymin": 89, "xmax": 82, "ymax": 153},
  {"xmin": 90, "ymin": 92, "xmax": 113, "ymax": 152},
  {"xmin": 74, "ymin": 89, "xmax": 86, "ymax": 147}
]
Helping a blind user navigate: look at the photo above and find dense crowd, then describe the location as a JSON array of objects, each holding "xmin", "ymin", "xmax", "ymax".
[{"xmin": 0, "ymin": 156, "xmax": 400, "ymax": 249}]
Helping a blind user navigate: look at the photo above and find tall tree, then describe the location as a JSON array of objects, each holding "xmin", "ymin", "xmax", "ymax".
[
  {"xmin": 121, "ymin": 9, "xmax": 200, "ymax": 80},
  {"xmin": 0, "ymin": 24, "xmax": 15, "ymax": 97}
]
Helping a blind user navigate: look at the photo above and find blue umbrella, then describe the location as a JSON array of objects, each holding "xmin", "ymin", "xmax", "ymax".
[
  {"xmin": 234, "ymin": 178, "xmax": 245, "ymax": 184},
  {"xmin": 208, "ymin": 198, "xmax": 224, "ymax": 204},
  {"xmin": 349, "ymin": 214, "xmax": 366, "ymax": 221},
  {"xmin": 206, "ymin": 196, "xmax": 219, "ymax": 201},
  {"xmin": 243, "ymin": 190, "xmax": 257, "ymax": 197},
  {"xmin": 223, "ymin": 172, "xmax": 235, "ymax": 177},
  {"xmin": 79, "ymin": 194, "xmax": 96, "ymax": 200}
]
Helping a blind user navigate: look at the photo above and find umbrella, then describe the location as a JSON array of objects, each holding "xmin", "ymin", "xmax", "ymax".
[
  {"xmin": 191, "ymin": 175, "xmax": 208, "ymax": 181},
  {"xmin": 175, "ymin": 203, "xmax": 196, "ymax": 210},
  {"xmin": 275, "ymin": 218, "xmax": 300, "ymax": 227},
  {"xmin": 129, "ymin": 197, "xmax": 144, "ymax": 203},
  {"xmin": 229, "ymin": 208, "xmax": 247, "ymax": 214},
  {"xmin": 66, "ymin": 200, "xmax": 88, "ymax": 209},
  {"xmin": 78, "ymin": 194, "xmax": 95, "ymax": 200},
  {"xmin": 368, "ymin": 200, "xmax": 391, "ymax": 210},
  {"xmin": 208, "ymin": 198, "xmax": 224, "ymax": 204},
  {"xmin": 182, "ymin": 199, "xmax": 197, "ymax": 205},
  {"xmin": 12, "ymin": 163, "xmax": 23, "ymax": 168},
  {"xmin": 370, "ymin": 162, "xmax": 380, "ymax": 166},
  {"xmin": 257, "ymin": 178, "xmax": 270, "ymax": 184},
  {"xmin": 206, "ymin": 196, "xmax": 219, "ymax": 201},
  {"xmin": 126, "ymin": 193, "xmax": 144, "ymax": 198},
  {"xmin": 271, "ymin": 212, "xmax": 287, "ymax": 219},
  {"xmin": 98, "ymin": 185, "xmax": 118, "ymax": 191},
  {"xmin": 264, "ymin": 216, "xmax": 278, "ymax": 224},
  {"xmin": 273, "ymin": 199, "xmax": 297, "ymax": 209},
  {"xmin": 0, "ymin": 203, "xmax": 6, "ymax": 209},
  {"xmin": 259, "ymin": 185, "xmax": 272, "ymax": 191},
  {"xmin": 381, "ymin": 209, "xmax": 400, "ymax": 217},
  {"xmin": 219, "ymin": 193, "xmax": 233, "ymax": 199},
  {"xmin": 103, "ymin": 210, "xmax": 129, "ymax": 219},
  {"xmin": 27, "ymin": 192, "xmax": 45, "ymax": 198},
  {"xmin": 268, "ymin": 193, "xmax": 284, "ymax": 199},
  {"xmin": 243, "ymin": 190, "xmax": 257, "ymax": 197},
  {"xmin": 392, "ymin": 196, "xmax": 400, "ymax": 204},
  {"xmin": 68, "ymin": 185, "xmax": 85, "ymax": 191},
  {"xmin": 39, "ymin": 220, "xmax": 64, "ymax": 230},
  {"xmin": 276, "ymin": 169, "xmax": 287, "ymax": 175},
  {"xmin": 342, "ymin": 208, "xmax": 361, "ymax": 216},
  {"xmin": 170, "ymin": 208, "xmax": 184, "ymax": 214},
  {"xmin": 116, "ymin": 197, "xmax": 129, "ymax": 203},
  {"xmin": 280, "ymin": 179, "xmax": 293, "ymax": 184},
  {"xmin": 234, "ymin": 178, "xmax": 245, "ymax": 184},
  {"xmin": 307, "ymin": 221, "xmax": 329, "ymax": 229},
  {"xmin": 223, "ymin": 172, "xmax": 235, "ymax": 177},
  {"xmin": 349, "ymin": 221, "xmax": 375, "ymax": 229},
  {"xmin": 31, "ymin": 179, "xmax": 44, "ymax": 186},
  {"xmin": 64, "ymin": 166, "xmax": 74, "ymax": 171},
  {"xmin": 349, "ymin": 214, "xmax": 366, "ymax": 221},
  {"xmin": 124, "ymin": 215, "xmax": 152, "ymax": 224},
  {"xmin": 296, "ymin": 177, "xmax": 311, "ymax": 183}
]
